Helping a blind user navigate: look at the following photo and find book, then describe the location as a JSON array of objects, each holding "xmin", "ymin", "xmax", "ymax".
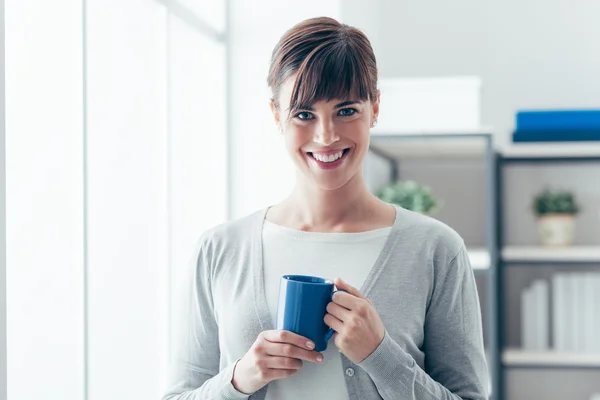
[
  {"xmin": 512, "ymin": 129, "xmax": 600, "ymax": 143},
  {"xmin": 516, "ymin": 109, "xmax": 600, "ymax": 131},
  {"xmin": 564, "ymin": 274, "xmax": 575, "ymax": 351},
  {"xmin": 534, "ymin": 280, "xmax": 549, "ymax": 350},
  {"xmin": 592, "ymin": 273, "xmax": 600, "ymax": 352},
  {"xmin": 583, "ymin": 273, "xmax": 597, "ymax": 351},
  {"xmin": 521, "ymin": 285, "xmax": 534, "ymax": 350},
  {"xmin": 552, "ymin": 274, "xmax": 566, "ymax": 351},
  {"xmin": 573, "ymin": 273, "xmax": 587, "ymax": 352}
]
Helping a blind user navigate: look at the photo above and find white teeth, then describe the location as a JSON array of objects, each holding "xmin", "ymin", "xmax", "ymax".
[{"xmin": 312, "ymin": 150, "xmax": 344, "ymax": 163}]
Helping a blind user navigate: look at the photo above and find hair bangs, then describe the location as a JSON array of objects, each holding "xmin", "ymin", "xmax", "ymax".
[{"xmin": 289, "ymin": 42, "xmax": 373, "ymax": 115}]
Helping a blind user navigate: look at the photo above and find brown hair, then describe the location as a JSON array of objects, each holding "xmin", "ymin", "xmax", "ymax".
[{"xmin": 267, "ymin": 17, "xmax": 378, "ymax": 117}]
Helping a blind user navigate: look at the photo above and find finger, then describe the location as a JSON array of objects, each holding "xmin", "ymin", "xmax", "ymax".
[
  {"xmin": 263, "ymin": 329, "xmax": 316, "ymax": 350},
  {"xmin": 265, "ymin": 355, "xmax": 303, "ymax": 370},
  {"xmin": 324, "ymin": 312, "xmax": 344, "ymax": 333},
  {"xmin": 326, "ymin": 301, "xmax": 352, "ymax": 322},
  {"xmin": 332, "ymin": 290, "xmax": 362, "ymax": 310},
  {"xmin": 266, "ymin": 343, "xmax": 323, "ymax": 363},
  {"xmin": 334, "ymin": 277, "xmax": 365, "ymax": 299},
  {"xmin": 263, "ymin": 368, "xmax": 298, "ymax": 382}
]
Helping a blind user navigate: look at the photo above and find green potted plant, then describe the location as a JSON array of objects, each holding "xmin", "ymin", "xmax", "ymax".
[
  {"xmin": 533, "ymin": 188, "xmax": 580, "ymax": 246},
  {"xmin": 376, "ymin": 180, "xmax": 440, "ymax": 214}
]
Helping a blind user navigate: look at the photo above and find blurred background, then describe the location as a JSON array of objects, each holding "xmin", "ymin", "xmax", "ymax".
[{"xmin": 1, "ymin": 0, "xmax": 600, "ymax": 399}]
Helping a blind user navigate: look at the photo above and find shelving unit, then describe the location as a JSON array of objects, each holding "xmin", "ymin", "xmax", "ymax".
[
  {"xmin": 501, "ymin": 143, "xmax": 600, "ymax": 160},
  {"xmin": 367, "ymin": 132, "xmax": 499, "ymax": 399},
  {"xmin": 502, "ymin": 246, "xmax": 600, "ymax": 263},
  {"xmin": 503, "ymin": 349, "xmax": 600, "ymax": 368},
  {"xmin": 368, "ymin": 135, "xmax": 600, "ymax": 399},
  {"xmin": 496, "ymin": 145, "xmax": 600, "ymax": 400}
]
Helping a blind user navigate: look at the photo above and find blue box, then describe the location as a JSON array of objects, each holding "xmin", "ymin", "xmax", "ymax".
[
  {"xmin": 512, "ymin": 129, "xmax": 600, "ymax": 142},
  {"xmin": 516, "ymin": 109, "xmax": 600, "ymax": 131}
]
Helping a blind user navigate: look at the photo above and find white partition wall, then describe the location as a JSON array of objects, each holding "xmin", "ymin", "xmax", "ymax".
[{"xmin": 5, "ymin": 1, "xmax": 85, "ymax": 399}]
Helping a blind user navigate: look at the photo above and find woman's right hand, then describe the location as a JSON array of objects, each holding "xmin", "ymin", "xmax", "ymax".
[{"xmin": 231, "ymin": 330, "xmax": 324, "ymax": 394}]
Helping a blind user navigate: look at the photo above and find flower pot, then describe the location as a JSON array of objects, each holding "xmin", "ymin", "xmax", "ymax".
[{"xmin": 537, "ymin": 213, "xmax": 575, "ymax": 246}]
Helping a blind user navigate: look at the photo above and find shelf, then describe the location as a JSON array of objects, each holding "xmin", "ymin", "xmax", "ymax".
[
  {"xmin": 469, "ymin": 248, "xmax": 491, "ymax": 270},
  {"xmin": 503, "ymin": 349, "xmax": 600, "ymax": 368},
  {"xmin": 369, "ymin": 132, "xmax": 491, "ymax": 159},
  {"xmin": 501, "ymin": 143, "xmax": 600, "ymax": 160},
  {"xmin": 502, "ymin": 246, "xmax": 600, "ymax": 263}
]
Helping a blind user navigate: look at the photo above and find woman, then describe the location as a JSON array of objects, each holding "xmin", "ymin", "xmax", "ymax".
[{"xmin": 163, "ymin": 17, "xmax": 488, "ymax": 400}]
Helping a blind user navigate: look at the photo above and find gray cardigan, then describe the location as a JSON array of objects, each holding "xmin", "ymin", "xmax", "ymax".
[{"xmin": 163, "ymin": 206, "xmax": 489, "ymax": 400}]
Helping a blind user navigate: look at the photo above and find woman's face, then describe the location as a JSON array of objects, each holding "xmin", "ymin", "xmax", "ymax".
[{"xmin": 272, "ymin": 77, "xmax": 379, "ymax": 191}]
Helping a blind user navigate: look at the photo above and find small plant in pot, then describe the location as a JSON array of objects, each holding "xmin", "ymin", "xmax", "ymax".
[
  {"xmin": 376, "ymin": 180, "xmax": 440, "ymax": 215},
  {"xmin": 533, "ymin": 188, "xmax": 580, "ymax": 246}
]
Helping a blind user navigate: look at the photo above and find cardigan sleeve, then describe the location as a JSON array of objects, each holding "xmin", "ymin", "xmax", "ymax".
[
  {"xmin": 162, "ymin": 238, "xmax": 250, "ymax": 400},
  {"xmin": 357, "ymin": 245, "xmax": 489, "ymax": 400}
]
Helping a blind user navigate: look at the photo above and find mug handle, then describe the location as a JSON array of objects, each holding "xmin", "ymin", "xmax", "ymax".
[{"xmin": 325, "ymin": 289, "xmax": 348, "ymax": 342}]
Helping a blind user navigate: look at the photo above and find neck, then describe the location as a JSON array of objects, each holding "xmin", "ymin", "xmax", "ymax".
[{"xmin": 282, "ymin": 172, "xmax": 379, "ymax": 230}]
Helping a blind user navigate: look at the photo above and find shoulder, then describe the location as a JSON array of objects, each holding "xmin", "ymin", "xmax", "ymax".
[
  {"xmin": 393, "ymin": 206, "xmax": 465, "ymax": 265},
  {"xmin": 194, "ymin": 207, "xmax": 265, "ymax": 261},
  {"xmin": 392, "ymin": 208, "xmax": 473, "ymax": 298}
]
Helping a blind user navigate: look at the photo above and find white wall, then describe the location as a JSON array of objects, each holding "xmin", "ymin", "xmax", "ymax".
[
  {"xmin": 6, "ymin": 1, "xmax": 85, "ymax": 399},
  {"xmin": 229, "ymin": 0, "xmax": 342, "ymax": 219},
  {"xmin": 343, "ymin": 0, "xmax": 486, "ymax": 79},
  {"xmin": 342, "ymin": 0, "xmax": 600, "ymax": 145},
  {"xmin": 0, "ymin": 0, "xmax": 7, "ymax": 397}
]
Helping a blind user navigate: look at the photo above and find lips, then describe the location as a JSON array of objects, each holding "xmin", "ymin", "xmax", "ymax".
[{"xmin": 306, "ymin": 148, "xmax": 351, "ymax": 169}]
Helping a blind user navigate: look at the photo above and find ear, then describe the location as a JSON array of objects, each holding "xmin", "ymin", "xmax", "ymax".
[
  {"xmin": 371, "ymin": 90, "xmax": 380, "ymax": 123},
  {"xmin": 270, "ymin": 99, "xmax": 282, "ymax": 134}
]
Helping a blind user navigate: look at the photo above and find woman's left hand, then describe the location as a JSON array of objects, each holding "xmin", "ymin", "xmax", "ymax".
[{"xmin": 324, "ymin": 277, "xmax": 386, "ymax": 364}]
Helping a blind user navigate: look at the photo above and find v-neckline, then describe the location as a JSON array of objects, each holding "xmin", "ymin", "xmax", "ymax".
[{"xmin": 250, "ymin": 205, "xmax": 403, "ymax": 332}]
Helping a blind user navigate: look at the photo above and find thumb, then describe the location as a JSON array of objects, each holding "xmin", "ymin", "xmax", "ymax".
[{"xmin": 334, "ymin": 277, "xmax": 365, "ymax": 299}]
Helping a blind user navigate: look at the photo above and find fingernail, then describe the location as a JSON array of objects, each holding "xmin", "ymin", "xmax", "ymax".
[
  {"xmin": 306, "ymin": 341, "xmax": 314, "ymax": 349},
  {"xmin": 316, "ymin": 355, "xmax": 323, "ymax": 363}
]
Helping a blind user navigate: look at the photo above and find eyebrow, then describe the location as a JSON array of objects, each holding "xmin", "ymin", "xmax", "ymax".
[
  {"xmin": 334, "ymin": 100, "xmax": 361, "ymax": 109},
  {"xmin": 295, "ymin": 100, "xmax": 362, "ymax": 111}
]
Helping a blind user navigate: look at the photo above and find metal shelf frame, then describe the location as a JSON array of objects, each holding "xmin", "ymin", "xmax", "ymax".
[{"xmin": 496, "ymin": 150, "xmax": 600, "ymax": 398}]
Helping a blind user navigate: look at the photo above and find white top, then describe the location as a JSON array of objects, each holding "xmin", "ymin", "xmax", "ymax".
[{"xmin": 262, "ymin": 220, "xmax": 391, "ymax": 400}]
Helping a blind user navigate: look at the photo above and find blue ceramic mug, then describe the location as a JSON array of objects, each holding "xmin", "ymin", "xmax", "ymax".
[{"xmin": 276, "ymin": 275, "xmax": 345, "ymax": 352}]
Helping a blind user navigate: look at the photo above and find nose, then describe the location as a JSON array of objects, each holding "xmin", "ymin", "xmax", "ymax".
[{"xmin": 313, "ymin": 118, "xmax": 339, "ymax": 146}]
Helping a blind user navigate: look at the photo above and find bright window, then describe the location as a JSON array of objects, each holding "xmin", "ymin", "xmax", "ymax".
[{"xmin": 5, "ymin": 0, "xmax": 227, "ymax": 398}]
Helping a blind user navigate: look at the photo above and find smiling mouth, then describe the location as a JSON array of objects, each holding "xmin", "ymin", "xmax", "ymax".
[{"xmin": 306, "ymin": 148, "xmax": 350, "ymax": 163}]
